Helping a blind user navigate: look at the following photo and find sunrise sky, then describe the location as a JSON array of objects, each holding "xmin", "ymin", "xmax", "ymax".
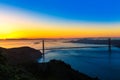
[{"xmin": 0, "ymin": 0, "xmax": 120, "ymax": 39}]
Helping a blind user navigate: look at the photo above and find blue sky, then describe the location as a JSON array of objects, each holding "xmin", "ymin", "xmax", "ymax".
[
  {"xmin": 0, "ymin": 0, "xmax": 120, "ymax": 22},
  {"xmin": 0, "ymin": 0, "xmax": 120, "ymax": 38}
]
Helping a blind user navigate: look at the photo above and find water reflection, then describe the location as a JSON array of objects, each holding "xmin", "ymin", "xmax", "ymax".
[
  {"xmin": 0, "ymin": 40, "xmax": 120, "ymax": 80},
  {"xmin": 39, "ymin": 47, "xmax": 120, "ymax": 80}
]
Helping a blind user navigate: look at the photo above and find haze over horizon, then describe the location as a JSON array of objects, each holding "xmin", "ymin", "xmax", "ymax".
[{"xmin": 0, "ymin": 0, "xmax": 120, "ymax": 39}]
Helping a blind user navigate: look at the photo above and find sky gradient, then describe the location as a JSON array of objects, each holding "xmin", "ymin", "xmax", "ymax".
[{"xmin": 0, "ymin": 0, "xmax": 120, "ymax": 39}]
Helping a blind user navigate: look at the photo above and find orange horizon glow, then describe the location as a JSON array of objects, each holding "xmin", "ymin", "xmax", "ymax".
[{"xmin": 0, "ymin": 26, "xmax": 120, "ymax": 39}]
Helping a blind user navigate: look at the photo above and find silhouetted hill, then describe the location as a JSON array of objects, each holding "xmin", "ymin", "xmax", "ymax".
[
  {"xmin": 1, "ymin": 47, "xmax": 42, "ymax": 65},
  {"xmin": 24, "ymin": 59, "xmax": 98, "ymax": 80},
  {"xmin": 0, "ymin": 47, "xmax": 98, "ymax": 80}
]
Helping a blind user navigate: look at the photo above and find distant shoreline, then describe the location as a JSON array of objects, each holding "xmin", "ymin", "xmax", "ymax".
[{"xmin": 66, "ymin": 39, "xmax": 120, "ymax": 48}]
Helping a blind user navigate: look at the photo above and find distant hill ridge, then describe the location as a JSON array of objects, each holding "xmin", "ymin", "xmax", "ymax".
[{"xmin": 68, "ymin": 39, "xmax": 120, "ymax": 48}]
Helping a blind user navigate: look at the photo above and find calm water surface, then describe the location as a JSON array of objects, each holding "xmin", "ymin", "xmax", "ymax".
[{"xmin": 0, "ymin": 40, "xmax": 120, "ymax": 80}]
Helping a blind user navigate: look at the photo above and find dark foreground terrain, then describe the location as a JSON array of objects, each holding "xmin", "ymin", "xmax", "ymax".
[{"xmin": 0, "ymin": 47, "xmax": 98, "ymax": 80}]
